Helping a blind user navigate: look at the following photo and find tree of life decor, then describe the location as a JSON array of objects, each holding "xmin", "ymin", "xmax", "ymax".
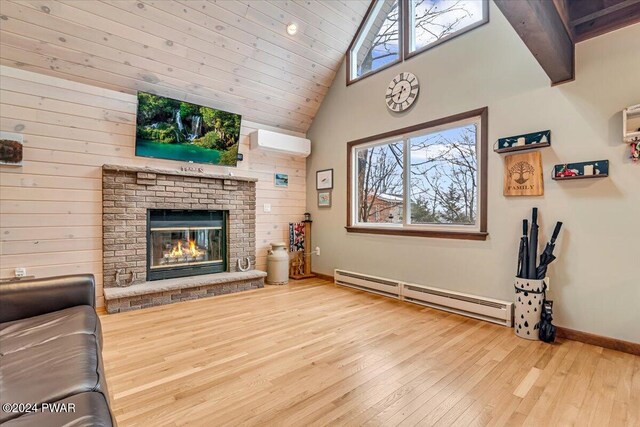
[{"xmin": 504, "ymin": 151, "xmax": 544, "ymax": 197}]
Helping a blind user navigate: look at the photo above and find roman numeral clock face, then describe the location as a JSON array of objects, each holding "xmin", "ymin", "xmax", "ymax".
[{"xmin": 385, "ymin": 72, "xmax": 419, "ymax": 113}]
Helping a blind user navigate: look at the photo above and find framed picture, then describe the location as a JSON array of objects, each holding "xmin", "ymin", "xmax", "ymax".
[
  {"xmin": 0, "ymin": 131, "xmax": 24, "ymax": 166},
  {"xmin": 318, "ymin": 191, "xmax": 331, "ymax": 207},
  {"xmin": 274, "ymin": 173, "xmax": 288, "ymax": 187},
  {"xmin": 316, "ymin": 169, "xmax": 333, "ymax": 190},
  {"xmin": 503, "ymin": 151, "xmax": 544, "ymax": 196}
]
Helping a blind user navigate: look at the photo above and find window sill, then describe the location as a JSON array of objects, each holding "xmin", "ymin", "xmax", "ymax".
[{"xmin": 345, "ymin": 226, "xmax": 488, "ymax": 241}]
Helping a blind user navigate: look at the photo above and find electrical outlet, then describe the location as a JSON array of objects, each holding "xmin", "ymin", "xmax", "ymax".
[
  {"xmin": 15, "ymin": 267, "xmax": 26, "ymax": 278},
  {"xmin": 263, "ymin": 203, "xmax": 271, "ymax": 213}
]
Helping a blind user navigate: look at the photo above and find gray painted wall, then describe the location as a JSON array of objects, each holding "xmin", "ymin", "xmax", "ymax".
[{"xmin": 306, "ymin": 3, "xmax": 640, "ymax": 342}]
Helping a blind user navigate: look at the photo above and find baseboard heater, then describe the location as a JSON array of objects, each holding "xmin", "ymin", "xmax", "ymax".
[
  {"xmin": 334, "ymin": 269, "xmax": 513, "ymax": 327},
  {"xmin": 334, "ymin": 269, "xmax": 401, "ymax": 299}
]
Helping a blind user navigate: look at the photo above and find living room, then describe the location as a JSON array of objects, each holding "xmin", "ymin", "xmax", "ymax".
[{"xmin": 0, "ymin": 1, "xmax": 638, "ymax": 426}]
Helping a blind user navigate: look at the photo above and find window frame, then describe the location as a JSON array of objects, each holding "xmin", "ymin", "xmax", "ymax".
[
  {"xmin": 404, "ymin": 0, "xmax": 490, "ymax": 60},
  {"xmin": 346, "ymin": 0, "xmax": 404, "ymax": 85},
  {"xmin": 346, "ymin": 107, "xmax": 488, "ymax": 240},
  {"xmin": 346, "ymin": 0, "xmax": 489, "ymax": 85}
]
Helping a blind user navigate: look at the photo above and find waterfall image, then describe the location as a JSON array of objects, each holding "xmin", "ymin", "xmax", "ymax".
[
  {"xmin": 174, "ymin": 110, "xmax": 184, "ymax": 132},
  {"xmin": 189, "ymin": 115, "xmax": 202, "ymax": 141},
  {"xmin": 135, "ymin": 92, "xmax": 241, "ymax": 166}
]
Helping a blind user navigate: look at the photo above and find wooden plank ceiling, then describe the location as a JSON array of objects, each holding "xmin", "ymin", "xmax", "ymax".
[
  {"xmin": 563, "ymin": 0, "xmax": 640, "ymax": 42},
  {"xmin": 0, "ymin": 0, "xmax": 371, "ymax": 133},
  {"xmin": 496, "ymin": 0, "xmax": 640, "ymax": 85}
]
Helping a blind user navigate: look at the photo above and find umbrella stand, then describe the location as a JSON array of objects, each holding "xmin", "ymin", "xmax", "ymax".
[{"xmin": 513, "ymin": 209, "xmax": 563, "ymax": 342}]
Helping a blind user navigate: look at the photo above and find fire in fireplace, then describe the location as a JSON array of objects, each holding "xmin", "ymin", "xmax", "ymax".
[
  {"xmin": 147, "ymin": 210, "xmax": 227, "ymax": 280},
  {"xmin": 165, "ymin": 239, "xmax": 204, "ymax": 263}
]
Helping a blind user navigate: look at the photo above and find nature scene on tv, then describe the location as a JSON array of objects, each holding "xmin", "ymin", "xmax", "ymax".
[{"xmin": 135, "ymin": 92, "xmax": 241, "ymax": 166}]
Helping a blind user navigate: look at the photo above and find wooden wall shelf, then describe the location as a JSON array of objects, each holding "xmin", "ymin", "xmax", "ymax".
[
  {"xmin": 552, "ymin": 160, "xmax": 609, "ymax": 181},
  {"xmin": 552, "ymin": 173, "xmax": 608, "ymax": 181},
  {"xmin": 494, "ymin": 130, "xmax": 550, "ymax": 153},
  {"xmin": 494, "ymin": 142, "xmax": 550, "ymax": 154}
]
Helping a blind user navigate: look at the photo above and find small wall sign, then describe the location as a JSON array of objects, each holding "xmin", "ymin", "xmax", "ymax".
[
  {"xmin": 180, "ymin": 165, "xmax": 204, "ymax": 173},
  {"xmin": 0, "ymin": 132, "xmax": 24, "ymax": 166},
  {"xmin": 504, "ymin": 152, "xmax": 544, "ymax": 197}
]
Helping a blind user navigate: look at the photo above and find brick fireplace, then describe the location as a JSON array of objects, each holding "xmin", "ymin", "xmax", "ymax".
[{"xmin": 101, "ymin": 165, "xmax": 265, "ymax": 313}]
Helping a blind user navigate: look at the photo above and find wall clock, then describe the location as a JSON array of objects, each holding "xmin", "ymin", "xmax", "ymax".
[{"xmin": 385, "ymin": 72, "xmax": 419, "ymax": 113}]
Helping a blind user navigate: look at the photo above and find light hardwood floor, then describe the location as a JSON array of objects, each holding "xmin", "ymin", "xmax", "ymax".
[{"xmin": 101, "ymin": 279, "xmax": 640, "ymax": 426}]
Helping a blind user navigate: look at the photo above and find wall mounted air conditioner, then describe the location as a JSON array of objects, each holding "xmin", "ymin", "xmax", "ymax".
[{"xmin": 250, "ymin": 129, "xmax": 311, "ymax": 158}]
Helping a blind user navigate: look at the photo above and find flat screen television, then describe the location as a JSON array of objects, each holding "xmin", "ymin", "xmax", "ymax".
[{"xmin": 135, "ymin": 92, "xmax": 241, "ymax": 167}]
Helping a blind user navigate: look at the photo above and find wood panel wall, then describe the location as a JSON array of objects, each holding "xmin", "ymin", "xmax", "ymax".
[
  {"xmin": 0, "ymin": 0, "xmax": 369, "ymax": 133},
  {"xmin": 0, "ymin": 65, "xmax": 307, "ymax": 307}
]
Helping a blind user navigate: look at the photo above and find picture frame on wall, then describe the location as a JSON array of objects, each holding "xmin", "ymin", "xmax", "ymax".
[
  {"xmin": 318, "ymin": 191, "xmax": 331, "ymax": 207},
  {"xmin": 0, "ymin": 131, "xmax": 24, "ymax": 166},
  {"xmin": 316, "ymin": 169, "xmax": 333, "ymax": 190},
  {"xmin": 274, "ymin": 173, "xmax": 288, "ymax": 187}
]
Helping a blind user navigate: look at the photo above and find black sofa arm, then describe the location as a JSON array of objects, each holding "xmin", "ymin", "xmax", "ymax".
[{"xmin": 0, "ymin": 274, "xmax": 96, "ymax": 323}]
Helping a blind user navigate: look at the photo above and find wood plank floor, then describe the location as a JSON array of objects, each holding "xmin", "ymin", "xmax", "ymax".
[{"xmin": 100, "ymin": 279, "xmax": 640, "ymax": 426}]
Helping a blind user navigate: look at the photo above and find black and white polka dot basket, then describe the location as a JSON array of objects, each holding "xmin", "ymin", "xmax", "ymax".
[{"xmin": 514, "ymin": 277, "xmax": 546, "ymax": 340}]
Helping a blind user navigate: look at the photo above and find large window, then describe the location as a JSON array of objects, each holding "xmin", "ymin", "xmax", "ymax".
[
  {"xmin": 347, "ymin": 0, "xmax": 488, "ymax": 83},
  {"xmin": 408, "ymin": 0, "xmax": 488, "ymax": 56},
  {"xmin": 347, "ymin": 108, "xmax": 488, "ymax": 239}
]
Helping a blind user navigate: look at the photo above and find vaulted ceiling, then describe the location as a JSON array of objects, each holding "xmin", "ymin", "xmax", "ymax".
[{"xmin": 0, "ymin": 0, "xmax": 371, "ymax": 133}]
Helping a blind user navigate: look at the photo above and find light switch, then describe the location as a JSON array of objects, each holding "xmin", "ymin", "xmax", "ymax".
[{"xmin": 263, "ymin": 203, "xmax": 271, "ymax": 213}]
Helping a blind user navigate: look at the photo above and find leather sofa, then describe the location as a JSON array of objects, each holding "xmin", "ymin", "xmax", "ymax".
[{"xmin": 0, "ymin": 275, "xmax": 116, "ymax": 426}]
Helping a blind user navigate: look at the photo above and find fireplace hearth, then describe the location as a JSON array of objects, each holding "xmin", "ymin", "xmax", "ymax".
[{"xmin": 147, "ymin": 209, "xmax": 227, "ymax": 281}]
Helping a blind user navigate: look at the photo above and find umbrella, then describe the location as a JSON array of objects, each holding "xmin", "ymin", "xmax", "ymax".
[
  {"xmin": 517, "ymin": 219, "xmax": 528, "ymax": 278},
  {"xmin": 536, "ymin": 221, "xmax": 563, "ymax": 279},
  {"xmin": 527, "ymin": 208, "xmax": 539, "ymax": 279}
]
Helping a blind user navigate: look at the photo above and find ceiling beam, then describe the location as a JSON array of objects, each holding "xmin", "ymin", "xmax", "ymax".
[
  {"xmin": 495, "ymin": 0, "xmax": 575, "ymax": 85},
  {"xmin": 571, "ymin": 1, "xmax": 640, "ymax": 42},
  {"xmin": 570, "ymin": 0, "xmax": 640, "ymax": 26}
]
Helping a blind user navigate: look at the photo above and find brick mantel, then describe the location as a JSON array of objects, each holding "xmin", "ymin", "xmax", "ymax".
[
  {"xmin": 102, "ymin": 164, "xmax": 258, "ymax": 183},
  {"xmin": 102, "ymin": 164, "xmax": 257, "ymax": 290}
]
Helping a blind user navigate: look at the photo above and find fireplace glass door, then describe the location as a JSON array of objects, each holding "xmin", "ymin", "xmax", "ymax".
[
  {"xmin": 150, "ymin": 227, "xmax": 223, "ymax": 269},
  {"xmin": 147, "ymin": 209, "xmax": 226, "ymax": 280}
]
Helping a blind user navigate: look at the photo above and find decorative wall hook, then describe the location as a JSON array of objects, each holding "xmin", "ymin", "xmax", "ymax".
[
  {"xmin": 115, "ymin": 268, "xmax": 133, "ymax": 287},
  {"xmin": 237, "ymin": 257, "xmax": 251, "ymax": 272}
]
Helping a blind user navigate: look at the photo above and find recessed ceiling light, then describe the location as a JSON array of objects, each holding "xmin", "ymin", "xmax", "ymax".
[{"xmin": 286, "ymin": 23, "xmax": 298, "ymax": 36}]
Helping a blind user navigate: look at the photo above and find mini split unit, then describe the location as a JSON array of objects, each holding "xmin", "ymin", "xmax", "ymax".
[{"xmin": 250, "ymin": 129, "xmax": 311, "ymax": 158}]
